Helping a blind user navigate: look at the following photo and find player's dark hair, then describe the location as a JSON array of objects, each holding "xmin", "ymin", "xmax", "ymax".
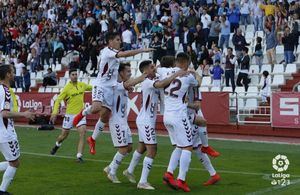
[
  {"xmin": 139, "ymin": 60, "xmax": 152, "ymax": 73},
  {"xmin": 256, "ymin": 36, "xmax": 262, "ymax": 43},
  {"xmin": 160, "ymin": 56, "xmax": 175, "ymax": 68},
  {"xmin": 0, "ymin": 65, "xmax": 12, "ymax": 80},
  {"xmin": 263, "ymin": 70, "xmax": 269, "ymax": 77},
  {"xmin": 69, "ymin": 69, "xmax": 77, "ymax": 75},
  {"xmin": 176, "ymin": 52, "xmax": 190, "ymax": 64},
  {"xmin": 119, "ymin": 62, "xmax": 131, "ymax": 73},
  {"xmin": 106, "ymin": 32, "xmax": 120, "ymax": 43}
]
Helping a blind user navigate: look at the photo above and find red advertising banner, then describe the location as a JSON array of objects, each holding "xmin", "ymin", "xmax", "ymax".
[
  {"xmin": 15, "ymin": 92, "xmax": 230, "ymax": 126},
  {"xmin": 272, "ymin": 92, "xmax": 300, "ymax": 128}
]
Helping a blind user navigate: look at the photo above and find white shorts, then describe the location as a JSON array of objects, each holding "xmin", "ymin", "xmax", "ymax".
[
  {"xmin": 62, "ymin": 114, "xmax": 87, "ymax": 130},
  {"xmin": 0, "ymin": 140, "xmax": 20, "ymax": 161},
  {"xmin": 137, "ymin": 122, "xmax": 157, "ymax": 145},
  {"xmin": 163, "ymin": 111, "xmax": 193, "ymax": 147},
  {"xmin": 92, "ymin": 84, "xmax": 114, "ymax": 110},
  {"xmin": 109, "ymin": 120, "xmax": 132, "ymax": 147}
]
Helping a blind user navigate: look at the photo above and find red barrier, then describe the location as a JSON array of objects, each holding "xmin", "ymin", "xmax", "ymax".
[
  {"xmin": 272, "ymin": 92, "xmax": 300, "ymax": 128},
  {"xmin": 15, "ymin": 92, "xmax": 230, "ymax": 125}
]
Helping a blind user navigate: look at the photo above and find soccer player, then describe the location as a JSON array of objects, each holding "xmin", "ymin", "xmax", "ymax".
[
  {"xmin": 162, "ymin": 53, "xmax": 202, "ymax": 192},
  {"xmin": 50, "ymin": 69, "xmax": 92, "ymax": 162},
  {"xmin": 103, "ymin": 62, "xmax": 147, "ymax": 183},
  {"xmin": 0, "ymin": 65, "xmax": 35, "ymax": 194},
  {"xmin": 72, "ymin": 32, "xmax": 154, "ymax": 155},
  {"xmin": 123, "ymin": 60, "xmax": 187, "ymax": 190}
]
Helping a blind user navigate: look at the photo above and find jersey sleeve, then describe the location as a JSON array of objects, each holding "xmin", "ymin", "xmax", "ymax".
[
  {"xmin": 188, "ymin": 74, "xmax": 199, "ymax": 87},
  {"xmin": 144, "ymin": 79, "xmax": 157, "ymax": 89},
  {"xmin": 0, "ymin": 87, "xmax": 9, "ymax": 112},
  {"xmin": 52, "ymin": 86, "xmax": 67, "ymax": 115}
]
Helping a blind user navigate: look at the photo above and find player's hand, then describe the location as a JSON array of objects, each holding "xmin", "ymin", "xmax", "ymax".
[
  {"xmin": 23, "ymin": 110, "xmax": 36, "ymax": 121},
  {"xmin": 50, "ymin": 114, "xmax": 57, "ymax": 124},
  {"xmin": 142, "ymin": 48, "xmax": 155, "ymax": 53}
]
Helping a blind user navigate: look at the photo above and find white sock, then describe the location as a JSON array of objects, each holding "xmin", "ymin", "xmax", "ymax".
[
  {"xmin": 167, "ymin": 147, "xmax": 182, "ymax": 174},
  {"xmin": 91, "ymin": 119, "xmax": 104, "ymax": 140},
  {"xmin": 82, "ymin": 106, "xmax": 92, "ymax": 116},
  {"xmin": 0, "ymin": 165, "xmax": 17, "ymax": 192},
  {"xmin": 127, "ymin": 151, "xmax": 142, "ymax": 174},
  {"xmin": 76, "ymin": 153, "xmax": 82, "ymax": 158},
  {"xmin": 194, "ymin": 149, "xmax": 216, "ymax": 176},
  {"xmin": 199, "ymin": 126, "xmax": 209, "ymax": 147},
  {"xmin": 177, "ymin": 150, "xmax": 191, "ymax": 181},
  {"xmin": 109, "ymin": 152, "xmax": 125, "ymax": 175},
  {"xmin": 56, "ymin": 141, "xmax": 62, "ymax": 147},
  {"xmin": 139, "ymin": 156, "xmax": 153, "ymax": 184},
  {"xmin": 0, "ymin": 162, "xmax": 8, "ymax": 172}
]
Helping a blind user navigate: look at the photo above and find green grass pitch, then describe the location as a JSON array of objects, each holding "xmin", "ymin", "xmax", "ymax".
[{"xmin": 3, "ymin": 127, "xmax": 300, "ymax": 195}]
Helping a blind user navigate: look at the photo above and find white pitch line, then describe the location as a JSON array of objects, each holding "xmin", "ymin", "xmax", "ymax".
[
  {"xmin": 246, "ymin": 179, "xmax": 300, "ymax": 195},
  {"xmin": 21, "ymin": 151, "xmax": 300, "ymax": 178}
]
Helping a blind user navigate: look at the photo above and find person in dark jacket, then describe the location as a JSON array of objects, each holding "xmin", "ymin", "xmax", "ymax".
[
  {"xmin": 194, "ymin": 24, "xmax": 206, "ymax": 53},
  {"xmin": 150, "ymin": 35, "xmax": 163, "ymax": 64},
  {"xmin": 236, "ymin": 47, "xmax": 250, "ymax": 92},
  {"xmin": 163, "ymin": 32, "xmax": 175, "ymax": 56},
  {"xmin": 43, "ymin": 68, "xmax": 57, "ymax": 87},
  {"xmin": 22, "ymin": 67, "xmax": 31, "ymax": 92},
  {"xmin": 181, "ymin": 25, "xmax": 194, "ymax": 52},
  {"xmin": 282, "ymin": 26, "xmax": 295, "ymax": 64},
  {"xmin": 79, "ymin": 44, "xmax": 90, "ymax": 74},
  {"xmin": 224, "ymin": 47, "xmax": 237, "ymax": 92},
  {"xmin": 89, "ymin": 39, "xmax": 98, "ymax": 77},
  {"xmin": 232, "ymin": 28, "xmax": 249, "ymax": 59}
]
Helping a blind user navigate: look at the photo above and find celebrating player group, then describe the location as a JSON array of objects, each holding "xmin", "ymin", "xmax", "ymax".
[{"xmin": 0, "ymin": 32, "xmax": 221, "ymax": 194}]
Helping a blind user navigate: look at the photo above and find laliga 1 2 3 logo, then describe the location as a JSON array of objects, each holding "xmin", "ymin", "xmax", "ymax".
[{"xmin": 271, "ymin": 154, "xmax": 290, "ymax": 186}]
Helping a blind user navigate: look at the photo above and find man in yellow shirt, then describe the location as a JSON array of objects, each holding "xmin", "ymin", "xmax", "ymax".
[
  {"xmin": 259, "ymin": 0, "xmax": 276, "ymax": 16},
  {"xmin": 50, "ymin": 69, "xmax": 92, "ymax": 162}
]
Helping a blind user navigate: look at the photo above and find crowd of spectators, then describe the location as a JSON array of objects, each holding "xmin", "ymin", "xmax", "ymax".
[{"xmin": 0, "ymin": 0, "xmax": 299, "ymax": 92}]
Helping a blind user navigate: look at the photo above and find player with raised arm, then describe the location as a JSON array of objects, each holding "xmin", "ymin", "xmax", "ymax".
[
  {"xmin": 50, "ymin": 69, "xmax": 92, "ymax": 162},
  {"xmin": 162, "ymin": 53, "xmax": 202, "ymax": 192},
  {"xmin": 0, "ymin": 65, "xmax": 35, "ymax": 194},
  {"xmin": 103, "ymin": 62, "xmax": 147, "ymax": 183},
  {"xmin": 72, "ymin": 32, "xmax": 154, "ymax": 155},
  {"xmin": 123, "ymin": 60, "xmax": 187, "ymax": 190}
]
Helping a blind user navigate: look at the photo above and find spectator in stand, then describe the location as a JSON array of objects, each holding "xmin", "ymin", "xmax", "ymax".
[
  {"xmin": 237, "ymin": 47, "xmax": 251, "ymax": 92},
  {"xmin": 259, "ymin": 0, "xmax": 276, "ymax": 17},
  {"xmin": 52, "ymin": 37, "xmax": 64, "ymax": 66},
  {"xmin": 282, "ymin": 27, "xmax": 295, "ymax": 64},
  {"xmin": 150, "ymin": 35, "xmax": 163, "ymax": 64},
  {"xmin": 122, "ymin": 26, "xmax": 133, "ymax": 51},
  {"xmin": 227, "ymin": 2, "xmax": 240, "ymax": 32},
  {"xmin": 232, "ymin": 28, "xmax": 249, "ymax": 59},
  {"xmin": 163, "ymin": 32, "xmax": 175, "ymax": 56},
  {"xmin": 186, "ymin": 8, "xmax": 198, "ymax": 29},
  {"xmin": 240, "ymin": 0, "xmax": 251, "ymax": 30},
  {"xmin": 208, "ymin": 16, "xmax": 221, "ymax": 49},
  {"xmin": 223, "ymin": 47, "xmax": 237, "ymax": 92},
  {"xmin": 40, "ymin": 36, "xmax": 51, "ymax": 67},
  {"xmin": 194, "ymin": 24, "xmax": 206, "ymax": 53},
  {"xmin": 219, "ymin": 15, "xmax": 231, "ymax": 50},
  {"xmin": 186, "ymin": 45, "xmax": 198, "ymax": 69},
  {"xmin": 43, "ymin": 68, "xmax": 57, "ymax": 87},
  {"xmin": 260, "ymin": 71, "xmax": 271, "ymax": 105},
  {"xmin": 291, "ymin": 14, "xmax": 300, "ymax": 55},
  {"xmin": 181, "ymin": 25, "xmax": 194, "ymax": 52},
  {"xmin": 22, "ymin": 67, "xmax": 31, "ymax": 92},
  {"xmin": 251, "ymin": 0, "xmax": 264, "ymax": 32},
  {"xmin": 79, "ymin": 45, "xmax": 90, "ymax": 75},
  {"xmin": 264, "ymin": 19, "xmax": 277, "ymax": 65},
  {"xmin": 252, "ymin": 37, "xmax": 263, "ymax": 70},
  {"xmin": 89, "ymin": 39, "xmax": 98, "ymax": 77},
  {"xmin": 201, "ymin": 8, "xmax": 212, "ymax": 43},
  {"xmin": 29, "ymin": 48, "xmax": 40, "ymax": 72},
  {"xmin": 14, "ymin": 59, "xmax": 25, "ymax": 89},
  {"xmin": 197, "ymin": 59, "xmax": 210, "ymax": 77},
  {"xmin": 218, "ymin": 2, "xmax": 228, "ymax": 16},
  {"xmin": 210, "ymin": 59, "xmax": 224, "ymax": 87}
]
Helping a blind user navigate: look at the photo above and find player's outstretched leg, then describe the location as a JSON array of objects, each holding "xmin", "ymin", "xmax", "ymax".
[
  {"xmin": 137, "ymin": 144, "xmax": 156, "ymax": 190},
  {"xmin": 86, "ymin": 119, "xmax": 104, "ymax": 155},
  {"xmin": 50, "ymin": 130, "xmax": 69, "ymax": 155},
  {"xmin": 194, "ymin": 148, "xmax": 221, "ymax": 186},
  {"xmin": 0, "ymin": 159, "xmax": 19, "ymax": 194},
  {"xmin": 76, "ymin": 125, "xmax": 87, "ymax": 163},
  {"xmin": 176, "ymin": 148, "xmax": 192, "ymax": 192},
  {"xmin": 124, "ymin": 144, "xmax": 145, "ymax": 184},
  {"xmin": 163, "ymin": 147, "xmax": 182, "ymax": 190},
  {"xmin": 198, "ymin": 126, "xmax": 220, "ymax": 157}
]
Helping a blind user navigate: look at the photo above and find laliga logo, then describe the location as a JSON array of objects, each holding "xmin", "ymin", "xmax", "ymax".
[{"xmin": 272, "ymin": 154, "xmax": 289, "ymax": 172}]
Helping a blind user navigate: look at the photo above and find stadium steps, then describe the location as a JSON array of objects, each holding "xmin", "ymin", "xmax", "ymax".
[{"xmin": 280, "ymin": 70, "xmax": 300, "ymax": 91}]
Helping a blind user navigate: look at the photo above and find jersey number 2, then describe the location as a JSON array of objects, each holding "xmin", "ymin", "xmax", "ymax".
[{"xmin": 164, "ymin": 79, "xmax": 182, "ymax": 98}]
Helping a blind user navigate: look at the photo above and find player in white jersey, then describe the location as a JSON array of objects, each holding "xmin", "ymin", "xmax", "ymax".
[
  {"xmin": 72, "ymin": 32, "xmax": 154, "ymax": 155},
  {"xmin": 186, "ymin": 86, "xmax": 221, "ymax": 186},
  {"xmin": 123, "ymin": 60, "xmax": 187, "ymax": 190},
  {"xmin": 162, "ymin": 53, "xmax": 202, "ymax": 192},
  {"xmin": 103, "ymin": 62, "xmax": 147, "ymax": 184},
  {"xmin": 0, "ymin": 65, "xmax": 35, "ymax": 194}
]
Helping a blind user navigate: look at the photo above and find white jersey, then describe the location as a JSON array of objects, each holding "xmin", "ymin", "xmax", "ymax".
[
  {"xmin": 163, "ymin": 67, "xmax": 199, "ymax": 113},
  {"xmin": 97, "ymin": 47, "xmax": 120, "ymax": 87},
  {"xmin": 110, "ymin": 82, "xmax": 128, "ymax": 122},
  {"xmin": 187, "ymin": 86, "xmax": 202, "ymax": 116},
  {"xmin": 137, "ymin": 78, "xmax": 160, "ymax": 124},
  {"xmin": 0, "ymin": 85, "xmax": 17, "ymax": 143}
]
